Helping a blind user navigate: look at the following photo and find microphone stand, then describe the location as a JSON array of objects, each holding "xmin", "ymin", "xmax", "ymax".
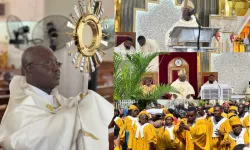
[{"xmin": 194, "ymin": 14, "xmax": 201, "ymax": 51}]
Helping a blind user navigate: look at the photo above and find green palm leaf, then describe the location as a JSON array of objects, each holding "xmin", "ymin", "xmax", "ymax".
[{"xmin": 114, "ymin": 52, "xmax": 179, "ymax": 101}]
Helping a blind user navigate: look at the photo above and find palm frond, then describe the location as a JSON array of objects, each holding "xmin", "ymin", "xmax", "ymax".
[{"xmin": 114, "ymin": 52, "xmax": 178, "ymax": 101}]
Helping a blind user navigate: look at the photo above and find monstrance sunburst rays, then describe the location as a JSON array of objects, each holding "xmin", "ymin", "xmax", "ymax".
[{"xmin": 66, "ymin": 0, "xmax": 108, "ymax": 73}]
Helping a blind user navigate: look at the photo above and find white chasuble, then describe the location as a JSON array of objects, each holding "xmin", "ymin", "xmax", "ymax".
[
  {"xmin": 165, "ymin": 16, "xmax": 198, "ymax": 52},
  {"xmin": 170, "ymin": 79, "xmax": 195, "ymax": 100},
  {"xmin": 0, "ymin": 76, "xmax": 113, "ymax": 150}
]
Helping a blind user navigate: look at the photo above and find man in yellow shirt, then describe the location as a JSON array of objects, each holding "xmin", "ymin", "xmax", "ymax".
[
  {"xmin": 128, "ymin": 111, "xmax": 156, "ymax": 150},
  {"xmin": 221, "ymin": 115, "xmax": 250, "ymax": 150},
  {"xmin": 141, "ymin": 77, "xmax": 157, "ymax": 94},
  {"xmin": 157, "ymin": 114, "xmax": 184, "ymax": 150},
  {"xmin": 123, "ymin": 105, "xmax": 139, "ymax": 150},
  {"xmin": 238, "ymin": 104, "xmax": 250, "ymax": 128},
  {"xmin": 174, "ymin": 107, "xmax": 210, "ymax": 150},
  {"xmin": 197, "ymin": 106, "xmax": 207, "ymax": 119},
  {"xmin": 207, "ymin": 105, "xmax": 232, "ymax": 150}
]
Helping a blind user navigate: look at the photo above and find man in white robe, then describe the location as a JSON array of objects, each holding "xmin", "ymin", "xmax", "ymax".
[
  {"xmin": 211, "ymin": 32, "xmax": 222, "ymax": 52},
  {"xmin": 198, "ymin": 74, "xmax": 218, "ymax": 98},
  {"xmin": 165, "ymin": 0, "xmax": 198, "ymax": 52},
  {"xmin": 0, "ymin": 45, "xmax": 113, "ymax": 150},
  {"xmin": 115, "ymin": 37, "xmax": 136, "ymax": 55},
  {"xmin": 245, "ymin": 81, "xmax": 250, "ymax": 98},
  {"xmin": 137, "ymin": 35, "xmax": 159, "ymax": 52},
  {"xmin": 170, "ymin": 69, "xmax": 195, "ymax": 100}
]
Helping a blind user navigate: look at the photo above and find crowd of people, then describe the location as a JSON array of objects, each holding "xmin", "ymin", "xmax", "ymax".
[{"xmin": 113, "ymin": 101, "xmax": 250, "ymax": 150}]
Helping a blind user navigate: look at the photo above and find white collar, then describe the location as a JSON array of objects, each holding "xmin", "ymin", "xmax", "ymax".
[
  {"xmin": 128, "ymin": 116, "xmax": 138, "ymax": 125},
  {"xmin": 212, "ymin": 116, "xmax": 227, "ymax": 137},
  {"xmin": 30, "ymin": 85, "xmax": 52, "ymax": 97},
  {"xmin": 229, "ymin": 128, "xmax": 246, "ymax": 145},
  {"xmin": 114, "ymin": 116, "xmax": 120, "ymax": 122},
  {"xmin": 135, "ymin": 122, "xmax": 149, "ymax": 138},
  {"xmin": 165, "ymin": 125, "xmax": 174, "ymax": 140},
  {"xmin": 29, "ymin": 85, "xmax": 57, "ymax": 107}
]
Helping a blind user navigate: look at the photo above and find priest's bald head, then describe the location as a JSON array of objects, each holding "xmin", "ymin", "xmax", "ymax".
[
  {"xmin": 178, "ymin": 69, "xmax": 187, "ymax": 82},
  {"xmin": 21, "ymin": 45, "xmax": 61, "ymax": 94}
]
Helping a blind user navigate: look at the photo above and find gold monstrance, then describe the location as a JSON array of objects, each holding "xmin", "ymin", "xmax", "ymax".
[
  {"xmin": 66, "ymin": 0, "xmax": 108, "ymax": 94},
  {"xmin": 66, "ymin": 0, "xmax": 108, "ymax": 73}
]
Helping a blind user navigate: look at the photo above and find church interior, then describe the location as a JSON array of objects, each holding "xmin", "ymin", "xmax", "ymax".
[
  {"xmin": 141, "ymin": 52, "xmax": 250, "ymax": 100},
  {"xmin": 115, "ymin": 0, "xmax": 250, "ymax": 52},
  {"xmin": 0, "ymin": 0, "xmax": 114, "ymax": 122}
]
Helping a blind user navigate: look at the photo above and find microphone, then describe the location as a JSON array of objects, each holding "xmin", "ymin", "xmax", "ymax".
[{"xmin": 188, "ymin": 9, "xmax": 196, "ymax": 16}]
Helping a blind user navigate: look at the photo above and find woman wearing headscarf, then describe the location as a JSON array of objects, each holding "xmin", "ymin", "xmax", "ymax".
[
  {"xmin": 221, "ymin": 115, "xmax": 250, "ymax": 150},
  {"xmin": 128, "ymin": 111, "xmax": 156, "ymax": 150},
  {"xmin": 157, "ymin": 113, "xmax": 185, "ymax": 150}
]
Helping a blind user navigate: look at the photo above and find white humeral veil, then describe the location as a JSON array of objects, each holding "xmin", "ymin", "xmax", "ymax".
[{"xmin": 0, "ymin": 76, "xmax": 113, "ymax": 150}]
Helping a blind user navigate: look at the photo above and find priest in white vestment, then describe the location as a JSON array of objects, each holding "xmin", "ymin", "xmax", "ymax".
[
  {"xmin": 115, "ymin": 37, "xmax": 136, "ymax": 55},
  {"xmin": 198, "ymin": 74, "xmax": 218, "ymax": 98},
  {"xmin": 0, "ymin": 45, "xmax": 113, "ymax": 150},
  {"xmin": 211, "ymin": 32, "xmax": 222, "ymax": 52},
  {"xmin": 170, "ymin": 69, "xmax": 195, "ymax": 100},
  {"xmin": 165, "ymin": 0, "xmax": 198, "ymax": 52},
  {"xmin": 244, "ymin": 33, "xmax": 250, "ymax": 52},
  {"xmin": 137, "ymin": 36, "xmax": 159, "ymax": 52}
]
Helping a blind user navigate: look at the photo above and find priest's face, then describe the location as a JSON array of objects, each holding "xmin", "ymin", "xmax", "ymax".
[
  {"xmin": 145, "ymin": 79, "xmax": 152, "ymax": 86},
  {"xmin": 179, "ymin": 75, "xmax": 186, "ymax": 82},
  {"xmin": 182, "ymin": 8, "xmax": 192, "ymax": 21},
  {"xmin": 138, "ymin": 39, "xmax": 146, "ymax": 47},
  {"xmin": 124, "ymin": 40, "xmax": 132, "ymax": 50},
  {"xmin": 25, "ymin": 46, "xmax": 61, "ymax": 90},
  {"xmin": 208, "ymin": 76, "xmax": 215, "ymax": 84}
]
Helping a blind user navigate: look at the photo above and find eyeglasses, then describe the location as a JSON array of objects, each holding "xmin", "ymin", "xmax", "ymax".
[{"xmin": 28, "ymin": 60, "xmax": 62, "ymax": 68}]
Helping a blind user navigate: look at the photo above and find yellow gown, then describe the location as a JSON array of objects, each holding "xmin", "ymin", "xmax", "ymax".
[
  {"xmin": 157, "ymin": 125, "xmax": 185, "ymax": 150},
  {"xmin": 242, "ymin": 113, "xmax": 250, "ymax": 128},
  {"xmin": 114, "ymin": 146, "xmax": 120, "ymax": 150},
  {"xmin": 220, "ymin": 128, "xmax": 250, "ymax": 150},
  {"xmin": 221, "ymin": 113, "xmax": 228, "ymax": 118},
  {"xmin": 128, "ymin": 122, "xmax": 157, "ymax": 150},
  {"xmin": 141, "ymin": 84, "xmax": 157, "ymax": 94},
  {"xmin": 174, "ymin": 119, "xmax": 210, "ymax": 150},
  {"xmin": 155, "ymin": 126, "xmax": 165, "ymax": 150},
  {"xmin": 207, "ymin": 116, "xmax": 232, "ymax": 150},
  {"xmin": 114, "ymin": 117, "xmax": 125, "ymax": 150},
  {"xmin": 124, "ymin": 116, "xmax": 137, "ymax": 132}
]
